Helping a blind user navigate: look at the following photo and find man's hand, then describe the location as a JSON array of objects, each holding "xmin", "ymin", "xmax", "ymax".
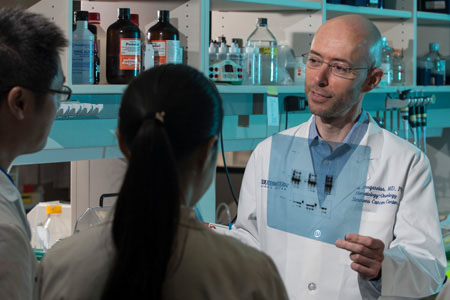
[{"xmin": 335, "ymin": 233, "xmax": 385, "ymax": 280}]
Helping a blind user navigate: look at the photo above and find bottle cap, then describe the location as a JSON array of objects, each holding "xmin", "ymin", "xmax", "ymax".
[
  {"xmin": 88, "ymin": 12, "xmax": 101, "ymax": 24},
  {"xmin": 209, "ymin": 41, "xmax": 216, "ymax": 54},
  {"xmin": 118, "ymin": 8, "xmax": 130, "ymax": 20},
  {"xmin": 257, "ymin": 18, "xmax": 268, "ymax": 26},
  {"xmin": 130, "ymin": 13, "xmax": 139, "ymax": 26},
  {"xmin": 430, "ymin": 43, "xmax": 440, "ymax": 51},
  {"xmin": 46, "ymin": 205, "xmax": 62, "ymax": 215},
  {"xmin": 75, "ymin": 10, "xmax": 89, "ymax": 22},
  {"xmin": 158, "ymin": 10, "xmax": 170, "ymax": 20}
]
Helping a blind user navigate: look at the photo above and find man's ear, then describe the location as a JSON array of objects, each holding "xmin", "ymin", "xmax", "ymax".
[
  {"xmin": 116, "ymin": 129, "xmax": 131, "ymax": 160},
  {"xmin": 7, "ymin": 87, "xmax": 29, "ymax": 120},
  {"xmin": 361, "ymin": 68, "xmax": 383, "ymax": 93}
]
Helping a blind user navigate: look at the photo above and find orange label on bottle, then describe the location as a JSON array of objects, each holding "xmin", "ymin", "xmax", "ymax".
[{"xmin": 120, "ymin": 38, "xmax": 141, "ymax": 70}]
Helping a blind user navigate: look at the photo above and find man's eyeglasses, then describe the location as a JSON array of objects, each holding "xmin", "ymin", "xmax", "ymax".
[
  {"xmin": 301, "ymin": 53, "xmax": 371, "ymax": 80},
  {"xmin": 0, "ymin": 85, "xmax": 72, "ymax": 101},
  {"xmin": 47, "ymin": 85, "xmax": 72, "ymax": 101}
]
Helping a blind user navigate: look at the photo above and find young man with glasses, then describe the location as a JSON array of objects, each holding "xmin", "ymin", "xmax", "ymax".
[
  {"xmin": 0, "ymin": 8, "xmax": 67, "ymax": 299},
  {"xmin": 229, "ymin": 14, "xmax": 446, "ymax": 299}
]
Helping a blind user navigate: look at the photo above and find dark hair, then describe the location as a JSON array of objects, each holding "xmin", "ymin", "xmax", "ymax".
[
  {"xmin": 101, "ymin": 64, "xmax": 223, "ymax": 299},
  {"xmin": 0, "ymin": 8, "xmax": 67, "ymax": 103}
]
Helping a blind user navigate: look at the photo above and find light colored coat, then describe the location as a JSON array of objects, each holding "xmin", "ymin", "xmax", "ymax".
[
  {"xmin": 230, "ymin": 114, "xmax": 446, "ymax": 299},
  {"xmin": 0, "ymin": 171, "xmax": 37, "ymax": 300},
  {"xmin": 39, "ymin": 206, "xmax": 288, "ymax": 300}
]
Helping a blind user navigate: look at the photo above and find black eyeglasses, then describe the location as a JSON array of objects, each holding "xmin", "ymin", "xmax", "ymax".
[
  {"xmin": 0, "ymin": 85, "xmax": 72, "ymax": 101},
  {"xmin": 301, "ymin": 53, "xmax": 371, "ymax": 79},
  {"xmin": 47, "ymin": 85, "xmax": 72, "ymax": 101}
]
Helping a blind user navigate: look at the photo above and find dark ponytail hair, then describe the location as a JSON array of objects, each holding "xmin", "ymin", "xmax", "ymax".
[{"xmin": 101, "ymin": 64, "xmax": 223, "ymax": 299}]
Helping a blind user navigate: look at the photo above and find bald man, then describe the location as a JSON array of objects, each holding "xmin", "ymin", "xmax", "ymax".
[{"xmin": 228, "ymin": 15, "xmax": 446, "ymax": 299}]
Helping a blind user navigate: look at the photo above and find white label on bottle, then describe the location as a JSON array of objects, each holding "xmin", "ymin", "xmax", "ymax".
[
  {"xmin": 72, "ymin": 39, "xmax": 94, "ymax": 84},
  {"xmin": 425, "ymin": 1, "xmax": 446, "ymax": 9},
  {"xmin": 151, "ymin": 40, "xmax": 181, "ymax": 65},
  {"xmin": 120, "ymin": 39, "xmax": 141, "ymax": 55},
  {"xmin": 144, "ymin": 44, "xmax": 155, "ymax": 70}
]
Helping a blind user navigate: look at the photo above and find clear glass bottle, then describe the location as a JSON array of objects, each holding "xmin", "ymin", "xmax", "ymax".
[
  {"xmin": 72, "ymin": 10, "xmax": 94, "ymax": 84},
  {"xmin": 424, "ymin": 43, "xmax": 446, "ymax": 86},
  {"xmin": 392, "ymin": 48, "xmax": 405, "ymax": 86},
  {"xmin": 417, "ymin": 56, "xmax": 433, "ymax": 85},
  {"xmin": 246, "ymin": 18, "xmax": 278, "ymax": 85},
  {"xmin": 243, "ymin": 42, "xmax": 258, "ymax": 85},
  {"xmin": 106, "ymin": 8, "xmax": 141, "ymax": 84},
  {"xmin": 147, "ymin": 10, "xmax": 180, "ymax": 66},
  {"xmin": 379, "ymin": 36, "xmax": 393, "ymax": 86}
]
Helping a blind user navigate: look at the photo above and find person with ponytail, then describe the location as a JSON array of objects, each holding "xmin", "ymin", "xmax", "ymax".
[{"xmin": 38, "ymin": 64, "xmax": 288, "ymax": 299}]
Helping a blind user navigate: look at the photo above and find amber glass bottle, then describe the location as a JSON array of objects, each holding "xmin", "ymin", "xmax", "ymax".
[
  {"xmin": 106, "ymin": 8, "xmax": 141, "ymax": 84},
  {"xmin": 147, "ymin": 10, "xmax": 180, "ymax": 66}
]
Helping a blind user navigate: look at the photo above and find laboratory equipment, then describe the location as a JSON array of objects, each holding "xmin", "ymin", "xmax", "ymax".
[
  {"xmin": 428, "ymin": 43, "xmax": 446, "ymax": 85},
  {"xmin": 217, "ymin": 42, "xmax": 228, "ymax": 62},
  {"xmin": 74, "ymin": 193, "xmax": 115, "ymax": 233},
  {"xmin": 106, "ymin": 8, "xmax": 141, "ymax": 84},
  {"xmin": 368, "ymin": 0, "xmax": 384, "ymax": 8},
  {"xmin": 88, "ymin": 12, "xmax": 101, "ymax": 84},
  {"xmin": 27, "ymin": 202, "xmax": 71, "ymax": 251},
  {"xmin": 72, "ymin": 10, "xmax": 94, "ymax": 84},
  {"xmin": 209, "ymin": 41, "xmax": 217, "ymax": 66},
  {"xmin": 379, "ymin": 37, "xmax": 393, "ymax": 86},
  {"xmin": 243, "ymin": 42, "xmax": 258, "ymax": 85},
  {"xmin": 392, "ymin": 48, "xmax": 405, "ymax": 86},
  {"xmin": 353, "ymin": 0, "xmax": 368, "ymax": 6},
  {"xmin": 147, "ymin": 10, "xmax": 180, "ymax": 66},
  {"xmin": 385, "ymin": 90, "xmax": 435, "ymax": 151},
  {"xmin": 246, "ymin": 18, "xmax": 278, "ymax": 85},
  {"xmin": 208, "ymin": 60, "xmax": 243, "ymax": 84},
  {"xmin": 419, "ymin": 0, "xmax": 450, "ymax": 13},
  {"xmin": 419, "ymin": 43, "xmax": 446, "ymax": 86},
  {"xmin": 277, "ymin": 45, "xmax": 296, "ymax": 85}
]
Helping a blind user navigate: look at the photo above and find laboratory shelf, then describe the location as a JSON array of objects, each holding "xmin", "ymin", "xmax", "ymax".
[
  {"xmin": 325, "ymin": 4, "xmax": 412, "ymax": 19},
  {"xmin": 216, "ymin": 84, "xmax": 305, "ymax": 94},
  {"xmin": 210, "ymin": 0, "xmax": 321, "ymax": 12},
  {"xmin": 370, "ymin": 86, "xmax": 450, "ymax": 94},
  {"xmin": 414, "ymin": 86, "xmax": 450, "ymax": 93},
  {"xmin": 13, "ymin": 119, "xmax": 120, "ymax": 165},
  {"xmin": 71, "ymin": 84, "xmax": 127, "ymax": 95},
  {"xmin": 417, "ymin": 11, "xmax": 450, "ymax": 26}
]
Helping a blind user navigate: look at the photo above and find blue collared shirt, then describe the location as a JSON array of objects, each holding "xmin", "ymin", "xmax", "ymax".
[{"xmin": 308, "ymin": 111, "xmax": 369, "ymax": 205}]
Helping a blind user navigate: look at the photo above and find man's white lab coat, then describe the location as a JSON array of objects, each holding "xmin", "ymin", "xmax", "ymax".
[
  {"xmin": 0, "ymin": 171, "xmax": 37, "ymax": 300},
  {"xmin": 230, "ymin": 114, "xmax": 446, "ymax": 300}
]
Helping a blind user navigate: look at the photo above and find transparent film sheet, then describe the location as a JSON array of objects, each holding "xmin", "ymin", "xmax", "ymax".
[{"xmin": 267, "ymin": 134, "xmax": 371, "ymax": 245}]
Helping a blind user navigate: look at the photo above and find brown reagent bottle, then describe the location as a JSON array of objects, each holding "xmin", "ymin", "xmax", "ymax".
[
  {"xmin": 147, "ymin": 10, "xmax": 180, "ymax": 66},
  {"xmin": 106, "ymin": 8, "xmax": 141, "ymax": 84}
]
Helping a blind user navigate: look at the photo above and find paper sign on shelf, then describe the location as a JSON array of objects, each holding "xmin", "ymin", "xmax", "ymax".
[{"xmin": 267, "ymin": 86, "xmax": 279, "ymax": 127}]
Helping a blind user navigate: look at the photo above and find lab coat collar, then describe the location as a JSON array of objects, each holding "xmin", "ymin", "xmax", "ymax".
[{"xmin": 0, "ymin": 169, "xmax": 21, "ymax": 203}]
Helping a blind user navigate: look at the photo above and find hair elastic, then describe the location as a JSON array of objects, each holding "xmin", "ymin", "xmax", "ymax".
[{"xmin": 144, "ymin": 111, "xmax": 166, "ymax": 124}]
